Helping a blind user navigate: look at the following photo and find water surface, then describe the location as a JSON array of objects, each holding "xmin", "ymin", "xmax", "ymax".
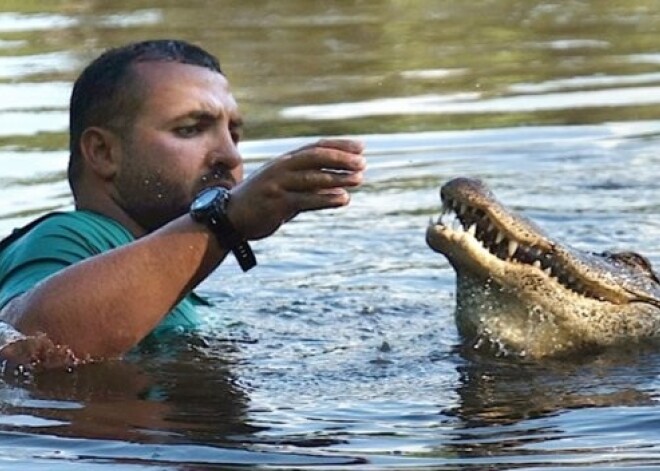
[{"xmin": 1, "ymin": 1, "xmax": 660, "ymax": 469}]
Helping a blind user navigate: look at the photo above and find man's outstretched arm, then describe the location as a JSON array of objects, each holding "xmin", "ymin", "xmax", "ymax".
[{"xmin": 0, "ymin": 140, "xmax": 365, "ymax": 360}]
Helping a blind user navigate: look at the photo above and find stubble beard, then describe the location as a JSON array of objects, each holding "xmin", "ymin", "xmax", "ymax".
[
  {"xmin": 114, "ymin": 150, "xmax": 192, "ymax": 234},
  {"xmin": 116, "ymin": 172, "xmax": 191, "ymax": 233}
]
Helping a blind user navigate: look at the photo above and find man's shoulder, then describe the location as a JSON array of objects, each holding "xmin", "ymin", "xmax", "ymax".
[
  {"xmin": 1, "ymin": 210, "xmax": 134, "ymax": 257},
  {"xmin": 0, "ymin": 211, "xmax": 135, "ymax": 312},
  {"xmin": 30, "ymin": 210, "xmax": 129, "ymax": 235}
]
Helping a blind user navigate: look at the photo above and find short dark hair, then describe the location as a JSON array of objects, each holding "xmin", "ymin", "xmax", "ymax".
[{"xmin": 67, "ymin": 39, "xmax": 223, "ymax": 193}]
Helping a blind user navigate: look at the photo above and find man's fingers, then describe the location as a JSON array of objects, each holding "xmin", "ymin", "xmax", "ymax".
[
  {"xmin": 286, "ymin": 188, "xmax": 352, "ymax": 213},
  {"xmin": 286, "ymin": 144, "xmax": 366, "ymax": 172},
  {"xmin": 294, "ymin": 138, "xmax": 364, "ymax": 155},
  {"xmin": 0, "ymin": 334, "xmax": 79, "ymax": 376},
  {"xmin": 283, "ymin": 168, "xmax": 364, "ymax": 192},
  {"xmin": 316, "ymin": 138, "xmax": 365, "ymax": 154}
]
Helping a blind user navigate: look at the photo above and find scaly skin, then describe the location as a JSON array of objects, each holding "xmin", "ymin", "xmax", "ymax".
[{"xmin": 426, "ymin": 177, "xmax": 660, "ymax": 358}]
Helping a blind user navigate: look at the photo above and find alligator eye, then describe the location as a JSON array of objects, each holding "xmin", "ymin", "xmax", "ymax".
[{"xmin": 603, "ymin": 251, "xmax": 660, "ymax": 283}]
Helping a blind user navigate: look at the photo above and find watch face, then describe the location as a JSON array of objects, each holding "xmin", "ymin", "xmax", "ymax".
[{"xmin": 191, "ymin": 188, "xmax": 220, "ymax": 211}]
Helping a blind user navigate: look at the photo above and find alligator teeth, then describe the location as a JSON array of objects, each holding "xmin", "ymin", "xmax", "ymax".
[
  {"xmin": 436, "ymin": 199, "xmax": 593, "ymax": 300},
  {"xmin": 507, "ymin": 240, "xmax": 519, "ymax": 258}
]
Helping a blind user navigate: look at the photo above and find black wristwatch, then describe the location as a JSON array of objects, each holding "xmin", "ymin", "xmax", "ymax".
[{"xmin": 190, "ymin": 187, "xmax": 257, "ymax": 272}]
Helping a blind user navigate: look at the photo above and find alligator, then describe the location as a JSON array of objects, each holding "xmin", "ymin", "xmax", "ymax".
[{"xmin": 426, "ymin": 177, "xmax": 660, "ymax": 358}]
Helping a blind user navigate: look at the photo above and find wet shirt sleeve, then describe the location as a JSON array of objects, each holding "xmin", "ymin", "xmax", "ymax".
[
  {"xmin": 0, "ymin": 211, "xmax": 203, "ymax": 337},
  {"xmin": 0, "ymin": 212, "xmax": 134, "ymax": 311}
]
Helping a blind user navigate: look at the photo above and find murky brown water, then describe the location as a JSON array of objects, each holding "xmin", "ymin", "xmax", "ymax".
[{"xmin": 1, "ymin": 1, "xmax": 660, "ymax": 469}]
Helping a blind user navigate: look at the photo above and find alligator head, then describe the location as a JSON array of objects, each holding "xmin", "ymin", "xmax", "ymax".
[{"xmin": 426, "ymin": 177, "xmax": 660, "ymax": 358}]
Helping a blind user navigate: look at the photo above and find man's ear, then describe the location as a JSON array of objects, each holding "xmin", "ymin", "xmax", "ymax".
[{"xmin": 79, "ymin": 127, "xmax": 121, "ymax": 180}]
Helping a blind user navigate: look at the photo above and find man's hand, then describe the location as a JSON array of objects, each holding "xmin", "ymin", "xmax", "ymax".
[
  {"xmin": 228, "ymin": 139, "xmax": 366, "ymax": 240},
  {"xmin": 0, "ymin": 333, "xmax": 80, "ymax": 376}
]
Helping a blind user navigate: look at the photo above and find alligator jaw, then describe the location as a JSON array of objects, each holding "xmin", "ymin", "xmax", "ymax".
[
  {"xmin": 426, "ymin": 177, "xmax": 635, "ymax": 304},
  {"xmin": 426, "ymin": 177, "xmax": 660, "ymax": 357}
]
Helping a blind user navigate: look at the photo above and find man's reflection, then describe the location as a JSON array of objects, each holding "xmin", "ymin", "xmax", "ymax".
[{"xmin": 0, "ymin": 334, "xmax": 262, "ymax": 446}]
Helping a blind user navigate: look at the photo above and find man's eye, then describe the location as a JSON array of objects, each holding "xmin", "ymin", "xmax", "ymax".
[{"xmin": 175, "ymin": 125, "xmax": 200, "ymax": 138}]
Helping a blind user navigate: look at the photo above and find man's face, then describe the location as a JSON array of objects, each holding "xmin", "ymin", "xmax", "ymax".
[{"xmin": 112, "ymin": 61, "xmax": 244, "ymax": 233}]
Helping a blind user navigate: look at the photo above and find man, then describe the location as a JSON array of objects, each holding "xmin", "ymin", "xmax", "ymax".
[{"xmin": 0, "ymin": 39, "xmax": 365, "ymax": 370}]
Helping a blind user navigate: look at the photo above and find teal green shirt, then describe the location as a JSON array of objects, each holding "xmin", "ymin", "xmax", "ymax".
[{"xmin": 0, "ymin": 210, "xmax": 204, "ymax": 341}]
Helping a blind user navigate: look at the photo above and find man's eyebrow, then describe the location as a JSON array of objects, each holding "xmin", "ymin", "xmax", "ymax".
[
  {"xmin": 230, "ymin": 117, "xmax": 244, "ymax": 129},
  {"xmin": 177, "ymin": 111, "xmax": 244, "ymax": 128},
  {"xmin": 185, "ymin": 110, "xmax": 217, "ymax": 121}
]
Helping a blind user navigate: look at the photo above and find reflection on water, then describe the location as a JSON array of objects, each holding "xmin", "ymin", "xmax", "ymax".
[
  {"xmin": 1, "ymin": 0, "xmax": 660, "ymax": 469},
  {"xmin": 2, "ymin": 0, "xmax": 660, "ymax": 145},
  {"xmin": 281, "ymin": 85, "xmax": 660, "ymax": 119}
]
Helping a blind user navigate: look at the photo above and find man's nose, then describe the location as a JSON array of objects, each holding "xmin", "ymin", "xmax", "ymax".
[{"xmin": 206, "ymin": 131, "xmax": 242, "ymax": 170}]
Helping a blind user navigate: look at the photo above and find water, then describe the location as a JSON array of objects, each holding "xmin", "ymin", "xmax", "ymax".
[{"xmin": 1, "ymin": 0, "xmax": 660, "ymax": 469}]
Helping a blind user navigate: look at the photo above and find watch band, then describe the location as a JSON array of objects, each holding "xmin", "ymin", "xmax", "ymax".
[
  {"xmin": 208, "ymin": 196, "xmax": 257, "ymax": 272},
  {"xmin": 231, "ymin": 240, "xmax": 257, "ymax": 272},
  {"xmin": 192, "ymin": 187, "xmax": 257, "ymax": 272}
]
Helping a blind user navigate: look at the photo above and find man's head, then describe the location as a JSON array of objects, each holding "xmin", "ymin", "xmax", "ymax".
[
  {"xmin": 68, "ymin": 40, "xmax": 244, "ymax": 235},
  {"xmin": 68, "ymin": 39, "xmax": 222, "ymax": 192}
]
